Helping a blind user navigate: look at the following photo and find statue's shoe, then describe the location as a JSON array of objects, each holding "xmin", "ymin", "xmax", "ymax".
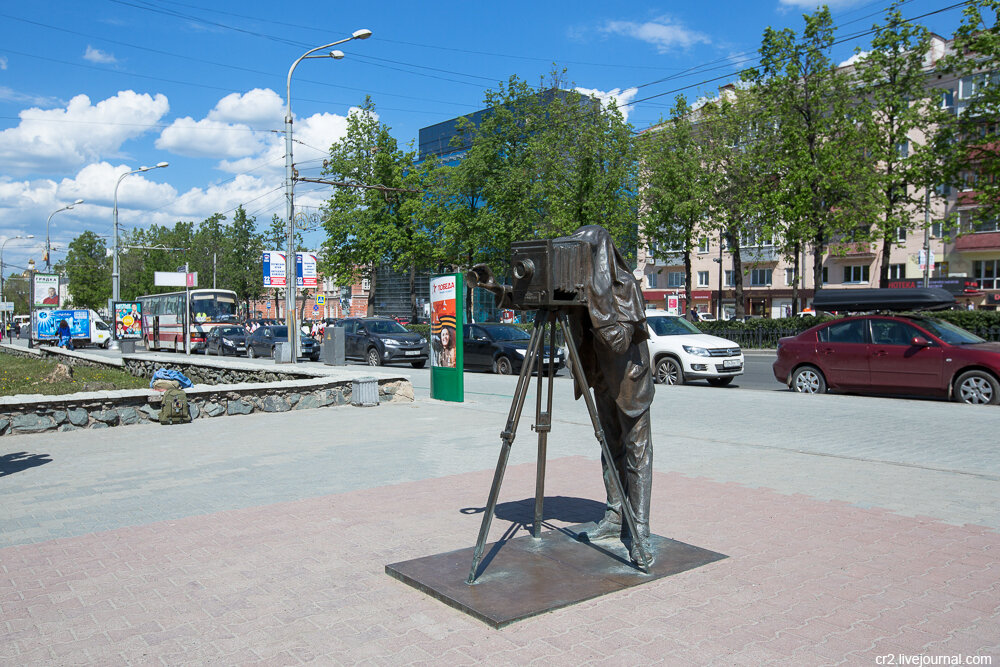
[{"xmin": 582, "ymin": 517, "xmax": 622, "ymax": 541}]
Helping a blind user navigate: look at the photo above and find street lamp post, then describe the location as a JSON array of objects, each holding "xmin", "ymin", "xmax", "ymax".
[
  {"xmin": 284, "ymin": 28, "xmax": 371, "ymax": 364},
  {"xmin": 113, "ymin": 163, "xmax": 168, "ymax": 303},
  {"xmin": 46, "ymin": 200, "xmax": 84, "ymax": 271},
  {"xmin": 1, "ymin": 234, "xmax": 35, "ymax": 335}
]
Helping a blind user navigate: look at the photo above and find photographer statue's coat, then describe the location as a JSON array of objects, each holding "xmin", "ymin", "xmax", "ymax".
[{"xmin": 564, "ymin": 225, "xmax": 655, "ymax": 565}]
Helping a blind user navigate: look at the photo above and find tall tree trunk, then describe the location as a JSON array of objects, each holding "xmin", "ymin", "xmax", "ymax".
[
  {"xmin": 812, "ymin": 229, "xmax": 825, "ymax": 296},
  {"xmin": 731, "ymin": 232, "xmax": 746, "ymax": 318},
  {"xmin": 365, "ymin": 270, "xmax": 377, "ymax": 317},
  {"xmin": 684, "ymin": 245, "xmax": 694, "ymax": 321},
  {"xmin": 791, "ymin": 242, "xmax": 800, "ymax": 316}
]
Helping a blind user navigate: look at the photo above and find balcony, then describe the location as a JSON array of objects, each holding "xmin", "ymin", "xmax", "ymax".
[
  {"xmin": 829, "ymin": 242, "xmax": 877, "ymax": 258},
  {"xmin": 646, "ymin": 251, "xmax": 685, "ymax": 267},
  {"xmin": 954, "ymin": 231, "xmax": 1000, "ymax": 251}
]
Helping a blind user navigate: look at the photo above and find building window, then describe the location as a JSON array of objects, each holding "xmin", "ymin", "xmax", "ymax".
[
  {"xmin": 940, "ymin": 88, "xmax": 955, "ymax": 110},
  {"xmin": 822, "ymin": 267, "xmax": 829, "ymax": 285},
  {"xmin": 784, "ymin": 268, "xmax": 798, "ymax": 286},
  {"xmin": 896, "ymin": 227, "xmax": 907, "ymax": 242},
  {"xmin": 698, "ymin": 237, "xmax": 710, "ymax": 253},
  {"xmin": 843, "ymin": 265, "xmax": 870, "ymax": 283},
  {"xmin": 973, "ymin": 260, "xmax": 998, "ymax": 290},
  {"xmin": 724, "ymin": 270, "xmax": 734, "ymax": 287},
  {"xmin": 888, "ymin": 264, "xmax": 906, "ymax": 280},
  {"xmin": 895, "ymin": 141, "xmax": 909, "ymax": 158},
  {"xmin": 749, "ymin": 269, "xmax": 772, "ymax": 286},
  {"xmin": 697, "ymin": 271, "xmax": 709, "ymax": 287},
  {"xmin": 648, "ymin": 271, "xmax": 659, "ymax": 289},
  {"xmin": 667, "ymin": 271, "xmax": 684, "ymax": 288}
]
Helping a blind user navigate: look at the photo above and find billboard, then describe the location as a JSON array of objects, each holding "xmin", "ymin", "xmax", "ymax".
[
  {"xmin": 33, "ymin": 309, "xmax": 90, "ymax": 339},
  {"xmin": 33, "ymin": 273, "xmax": 60, "ymax": 307},
  {"xmin": 263, "ymin": 251, "xmax": 287, "ymax": 287},
  {"xmin": 296, "ymin": 252, "xmax": 318, "ymax": 288},
  {"xmin": 114, "ymin": 301, "xmax": 143, "ymax": 340},
  {"xmin": 430, "ymin": 275, "xmax": 458, "ymax": 369}
]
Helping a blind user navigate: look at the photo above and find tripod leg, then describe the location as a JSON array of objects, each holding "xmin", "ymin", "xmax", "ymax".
[
  {"xmin": 466, "ymin": 318, "xmax": 547, "ymax": 584},
  {"xmin": 557, "ymin": 314, "xmax": 651, "ymax": 573},
  {"xmin": 532, "ymin": 314, "xmax": 557, "ymax": 538}
]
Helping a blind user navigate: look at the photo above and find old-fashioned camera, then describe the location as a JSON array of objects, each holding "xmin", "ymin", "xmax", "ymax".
[{"xmin": 467, "ymin": 238, "xmax": 591, "ymax": 310}]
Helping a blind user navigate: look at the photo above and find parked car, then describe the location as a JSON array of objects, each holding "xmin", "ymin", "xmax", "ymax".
[
  {"xmin": 246, "ymin": 325, "xmax": 319, "ymax": 361},
  {"xmin": 462, "ymin": 323, "xmax": 565, "ymax": 375},
  {"xmin": 694, "ymin": 312, "xmax": 716, "ymax": 322},
  {"xmin": 773, "ymin": 314, "xmax": 1000, "ymax": 405},
  {"xmin": 645, "ymin": 311, "xmax": 744, "ymax": 386},
  {"xmin": 205, "ymin": 325, "xmax": 248, "ymax": 356},
  {"xmin": 341, "ymin": 317, "xmax": 428, "ymax": 367}
]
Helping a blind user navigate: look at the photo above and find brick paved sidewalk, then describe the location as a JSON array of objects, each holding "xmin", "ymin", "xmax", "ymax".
[{"xmin": 2, "ymin": 456, "xmax": 997, "ymax": 665}]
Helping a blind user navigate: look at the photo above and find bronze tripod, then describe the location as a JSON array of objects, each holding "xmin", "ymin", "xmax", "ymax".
[{"xmin": 466, "ymin": 308, "xmax": 652, "ymax": 584}]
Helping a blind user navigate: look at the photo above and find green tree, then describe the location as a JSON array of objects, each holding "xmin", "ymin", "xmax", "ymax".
[
  {"xmin": 748, "ymin": 7, "xmax": 877, "ymax": 294},
  {"xmin": 640, "ymin": 95, "xmax": 711, "ymax": 319},
  {"xmin": 937, "ymin": 0, "xmax": 1000, "ymax": 225},
  {"xmin": 320, "ymin": 97, "xmax": 428, "ymax": 318},
  {"xmin": 64, "ymin": 230, "xmax": 110, "ymax": 310},
  {"xmin": 855, "ymin": 1, "xmax": 942, "ymax": 287},
  {"xmin": 220, "ymin": 206, "xmax": 264, "ymax": 318}
]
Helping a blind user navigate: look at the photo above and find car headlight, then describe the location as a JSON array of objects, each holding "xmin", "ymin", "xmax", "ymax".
[
  {"xmin": 384, "ymin": 339, "xmax": 401, "ymax": 346},
  {"xmin": 683, "ymin": 345, "xmax": 711, "ymax": 357},
  {"xmin": 515, "ymin": 349, "xmax": 526, "ymax": 357},
  {"xmin": 223, "ymin": 339, "xmax": 234, "ymax": 346}
]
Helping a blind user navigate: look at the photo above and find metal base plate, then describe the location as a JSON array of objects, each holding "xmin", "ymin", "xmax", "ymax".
[{"xmin": 385, "ymin": 522, "xmax": 727, "ymax": 628}]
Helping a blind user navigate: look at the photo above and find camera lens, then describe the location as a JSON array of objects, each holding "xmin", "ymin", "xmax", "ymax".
[{"xmin": 512, "ymin": 259, "xmax": 534, "ymax": 281}]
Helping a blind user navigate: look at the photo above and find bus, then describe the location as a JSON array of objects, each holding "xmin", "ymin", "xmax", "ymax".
[{"xmin": 138, "ymin": 288, "xmax": 239, "ymax": 352}]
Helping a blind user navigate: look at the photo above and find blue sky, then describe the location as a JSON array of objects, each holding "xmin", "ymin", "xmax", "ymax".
[{"xmin": 0, "ymin": 0, "xmax": 972, "ymax": 275}]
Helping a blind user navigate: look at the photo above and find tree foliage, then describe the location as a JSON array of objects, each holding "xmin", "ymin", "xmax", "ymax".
[{"xmin": 63, "ymin": 230, "xmax": 111, "ymax": 310}]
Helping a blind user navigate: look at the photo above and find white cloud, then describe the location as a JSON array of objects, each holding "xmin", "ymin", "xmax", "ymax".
[
  {"xmin": 575, "ymin": 87, "xmax": 639, "ymax": 121},
  {"xmin": 83, "ymin": 46, "xmax": 117, "ymax": 64},
  {"xmin": 209, "ymin": 88, "xmax": 284, "ymax": 126},
  {"xmin": 601, "ymin": 16, "xmax": 710, "ymax": 53},
  {"xmin": 0, "ymin": 87, "xmax": 63, "ymax": 107},
  {"xmin": 839, "ymin": 51, "xmax": 869, "ymax": 67},
  {"xmin": 0, "ymin": 91, "xmax": 169, "ymax": 176},
  {"xmin": 156, "ymin": 117, "xmax": 266, "ymax": 159},
  {"xmin": 0, "ymin": 56, "xmax": 7, "ymax": 70}
]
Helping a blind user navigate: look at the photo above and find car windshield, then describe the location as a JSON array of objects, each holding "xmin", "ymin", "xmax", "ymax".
[
  {"xmin": 271, "ymin": 326, "xmax": 288, "ymax": 338},
  {"xmin": 218, "ymin": 326, "xmax": 244, "ymax": 336},
  {"xmin": 647, "ymin": 316, "xmax": 701, "ymax": 336},
  {"xmin": 367, "ymin": 320, "xmax": 409, "ymax": 334},
  {"xmin": 912, "ymin": 317, "xmax": 986, "ymax": 345},
  {"xmin": 483, "ymin": 325, "xmax": 530, "ymax": 341}
]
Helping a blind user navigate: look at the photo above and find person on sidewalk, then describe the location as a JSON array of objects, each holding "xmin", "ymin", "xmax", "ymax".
[{"xmin": 56, "ymin": 319, "xmax": 75, "ymax": 351}]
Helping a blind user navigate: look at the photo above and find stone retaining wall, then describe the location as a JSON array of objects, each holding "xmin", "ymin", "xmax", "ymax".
[{"xmin": 0, "ymin": 344, "xmax": 414, "ymax": 437}]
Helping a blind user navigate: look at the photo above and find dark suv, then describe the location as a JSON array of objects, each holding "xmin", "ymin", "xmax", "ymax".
[{"xmin": 341, "ymin": 317, "xmax": 429, "ymax": 367}]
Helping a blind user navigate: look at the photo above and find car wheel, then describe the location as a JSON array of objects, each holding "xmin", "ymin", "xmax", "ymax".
[
  {"xmin": 791, "ymin": 366, "xmax": 826, "ymax": 394},
  {"xmin": 271, "ymin": 346, "xmax": 277, "ymax": 359},
  {"xmin": 494, "ymin": 356, "xmax": 513, "ymax": 375},
  {"xmin": 103, "ymin": 339, "xmax": 111, "ymax": 349},
  {"xmin": 247, "ymin": 346, "xmax": 256, "ymax": 359},
  {"xmin": 367, "ymin": 348, "xmax": 382, "ymax": 366},
  {"xmin": 954, "ymin": 370, "xmax": 1000, "ymax": 405},
  {"xmin": 410, "ymin": 360, "xmax": 426, "ymax": 369},
  {"xmin": 707, "ymin": 377, "xmax": 734, "ymax": 387},
  {"xmin": 655, "ymin": 357, "xmax": 684, "ymax": 385}
]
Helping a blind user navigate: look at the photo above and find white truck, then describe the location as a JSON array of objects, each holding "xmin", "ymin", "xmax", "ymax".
[{"xmin": 32, "ymin": 309, "xmax": 112, "ymax": 348}]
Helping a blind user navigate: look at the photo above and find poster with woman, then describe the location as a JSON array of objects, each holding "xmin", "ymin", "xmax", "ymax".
[
  {"xmin": 430, "ymin": 276, "xmax": 457, "ymax": 368},
  {"xmin": 114, "ymin": 301, "xmax": 143, "ymax": 340}
]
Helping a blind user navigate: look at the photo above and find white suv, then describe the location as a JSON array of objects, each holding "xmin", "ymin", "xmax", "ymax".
[{"xmin": 644, "ymin": 311, "xmax": 744, "ymax": 386}]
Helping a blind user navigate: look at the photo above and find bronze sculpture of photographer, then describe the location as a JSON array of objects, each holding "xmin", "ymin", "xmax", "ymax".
[{"xmin": 469, "ymin": 224, "xmax": 655, "ymax": 567}]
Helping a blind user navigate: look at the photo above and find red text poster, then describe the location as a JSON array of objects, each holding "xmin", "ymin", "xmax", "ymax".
[{"xmin": 430, "ymin": 275, "xmax": 457, "ymax": 368}]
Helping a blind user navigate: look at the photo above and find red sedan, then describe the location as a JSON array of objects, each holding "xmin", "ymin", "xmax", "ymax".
[{"xmin": 773, "ymin": 314, "xmax": 1000, "ymax": 405}]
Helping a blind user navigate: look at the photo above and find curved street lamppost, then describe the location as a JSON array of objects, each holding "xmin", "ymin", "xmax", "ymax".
[
  {"xmin": 284, "ymin": 28, "xmax": 372, "ymax": 363},
  {"xmin": 46, "ymin": 199, "xmax": 84, "ymax": 271},
  {"xmin": 1, "ymin": 234, "xmax": 35, "ymax": 333},
  {"xmin": 111, "ymin": 162, "xmax": 168, "ymax": 350}
]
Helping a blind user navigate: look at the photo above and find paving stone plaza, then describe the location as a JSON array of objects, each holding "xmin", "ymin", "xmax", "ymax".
[{"xmin": 1, "ymin": 364, "xmax": 998, "ymax": 664}]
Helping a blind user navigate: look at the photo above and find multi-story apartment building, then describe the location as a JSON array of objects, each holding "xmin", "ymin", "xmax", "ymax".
[{"xmin": 637, "ymin": 34, "xmax": 1000, "ymax": 317}]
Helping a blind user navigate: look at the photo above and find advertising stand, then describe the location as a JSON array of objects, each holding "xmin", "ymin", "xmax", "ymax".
[{"xmin": 429, "ymin": 273, "xmax": 464, "ymax": 402}]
